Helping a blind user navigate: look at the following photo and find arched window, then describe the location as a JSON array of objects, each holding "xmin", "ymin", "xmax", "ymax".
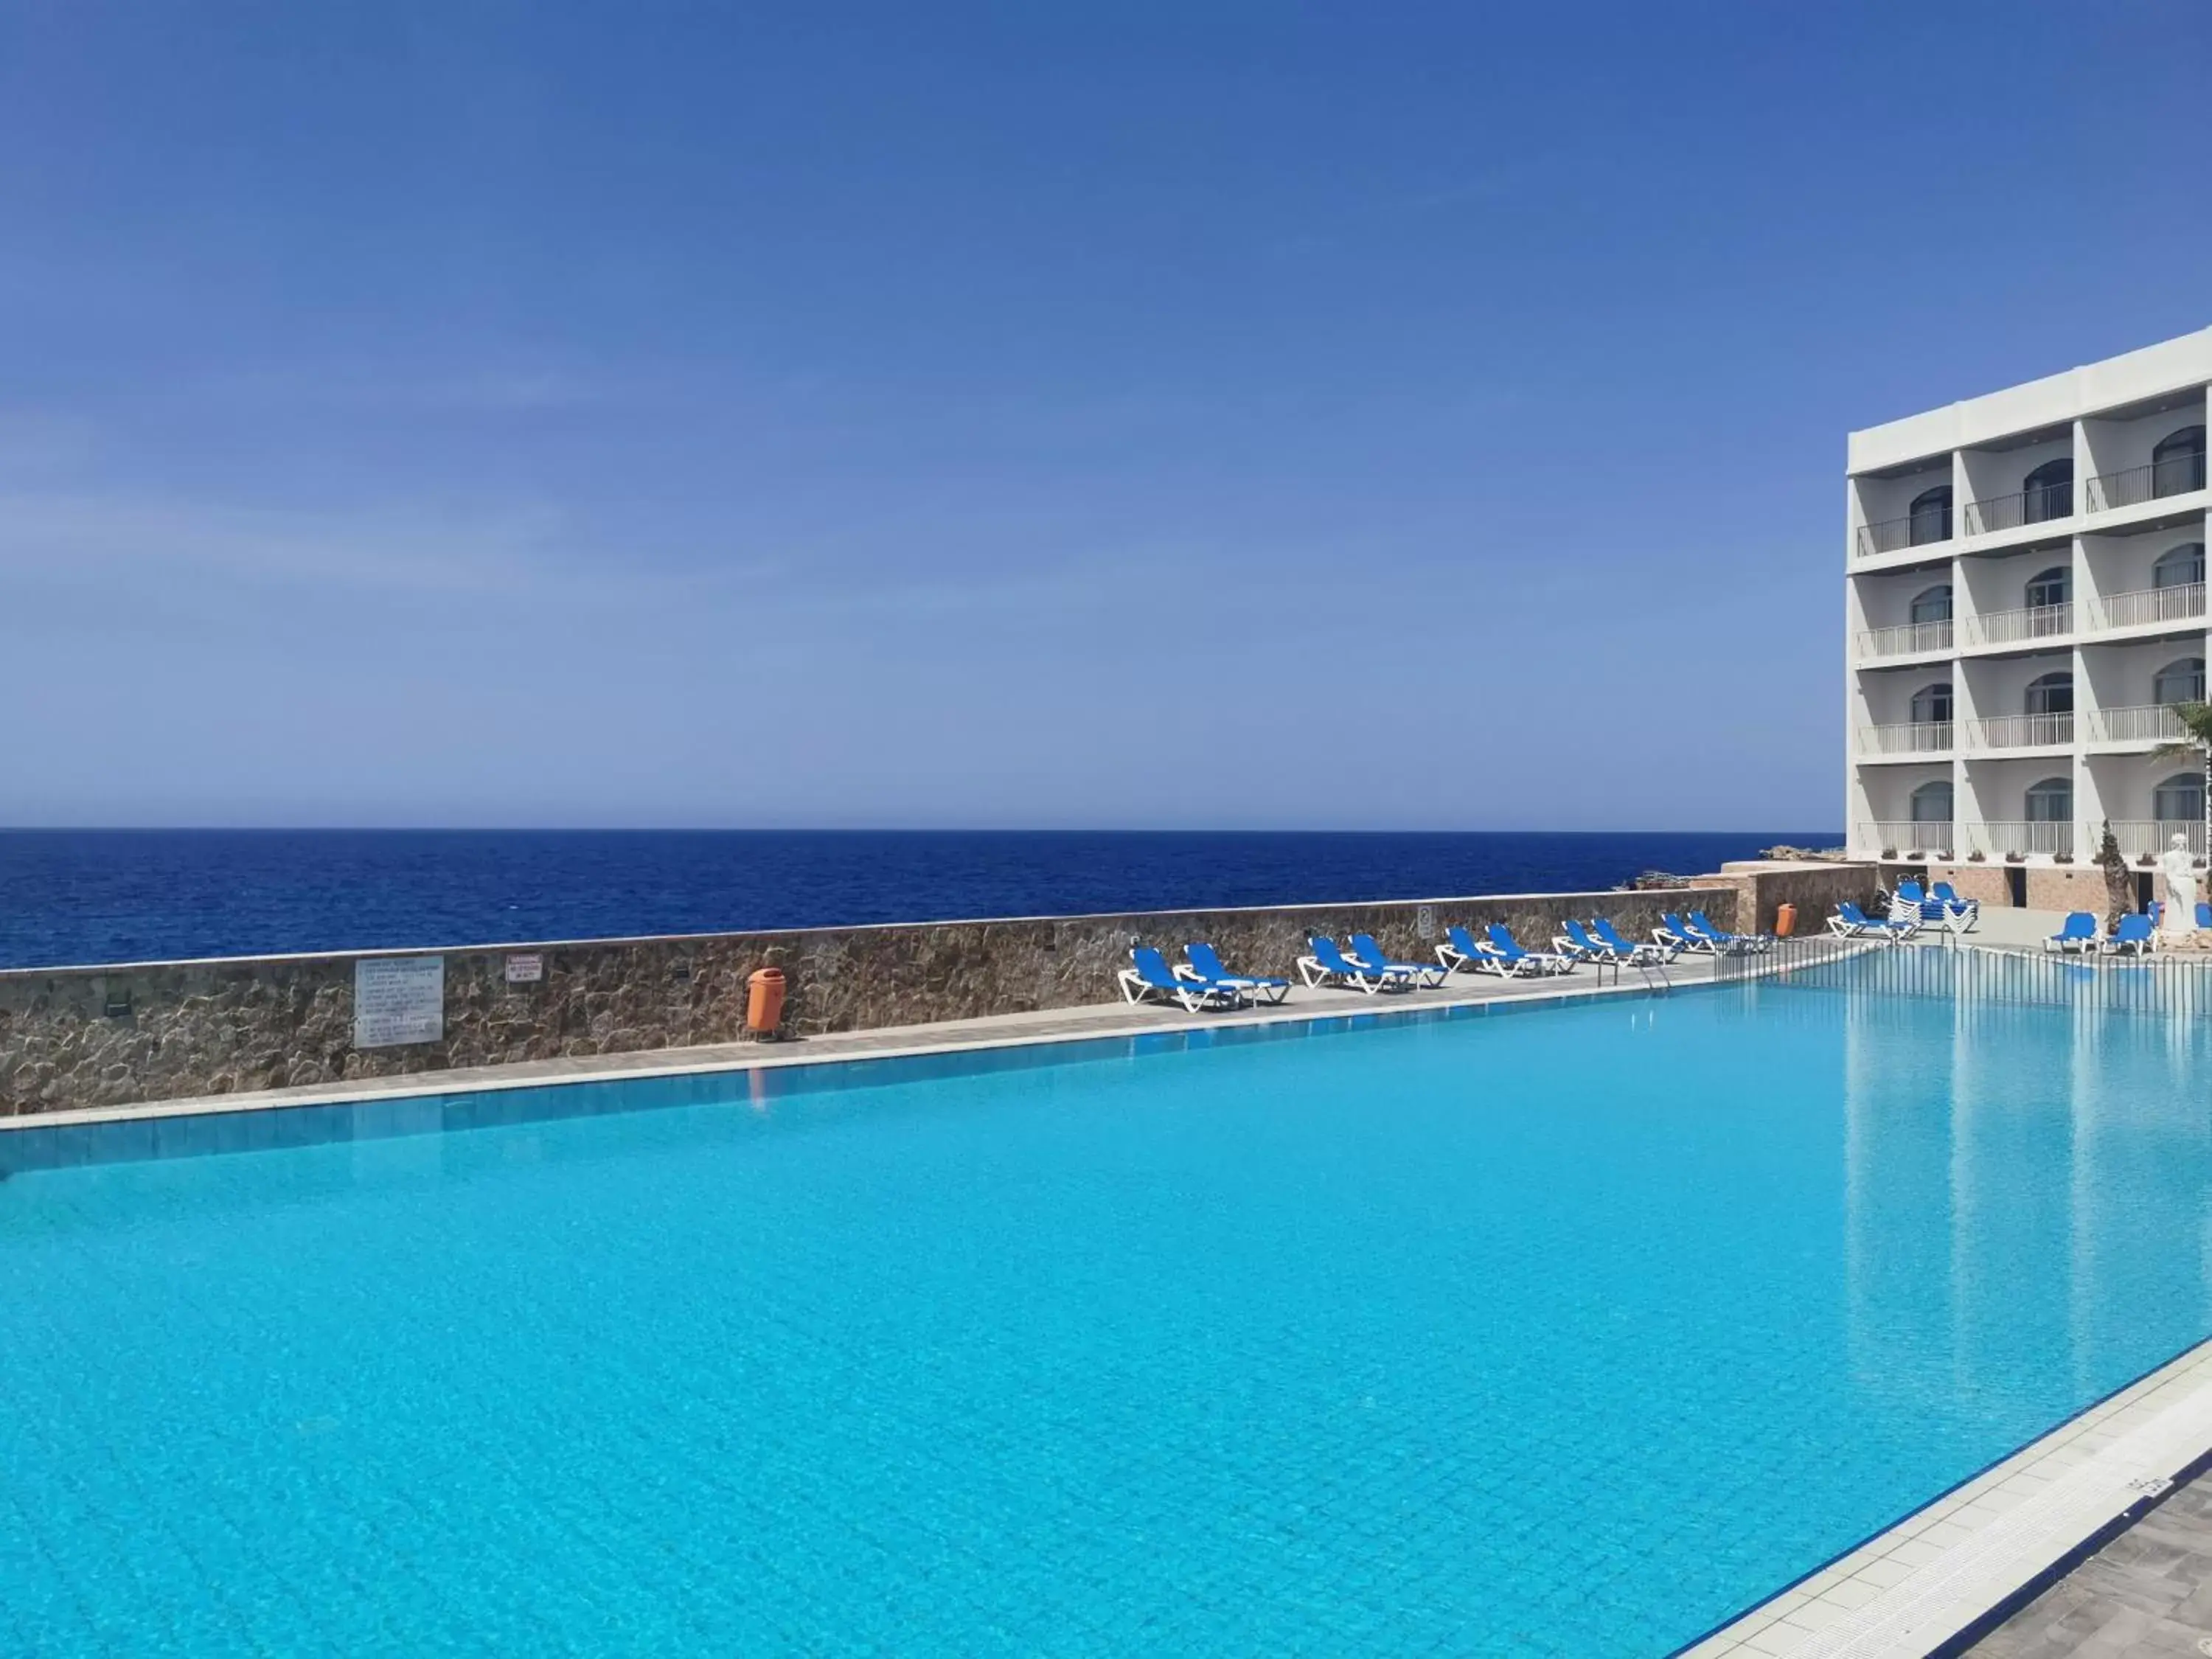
[
  {"xmin": 1909, "ymin": 583, "xmax": 1953, "ymax": 624},
  {"xmin": 1907, "ymin": 484, "xmax": 1953, "ymax": 545},
  {"xmin": 1910, "ymin": 780, "xmax": 1953, "ymax": 824},
  {"xmin": 2155, "ymin": 658, "xmax": 2205, "ymax": 706},
  {"xmin": 2155, "ymin": 773, "xmax": 2205, "ymax": 825},
  {"xmin": 2023, "ymin": 457, "xmax": 2074, "ymax": 522},
  {"xmin": 1909, "ymin": 681, "xmax": 1952, "ymax": 724},
  {"xmin": 2153, "ymin": 543, "xmax": 2205, "ymax": 589},
  {"xmin": 2025, "ymin": 566, "xmax": 2070, "ymax": 610},
  {"xmin": 2025, "ymin": 671, "xmax": 2073, "ymax": 715},
  {"xmin": 2025, "ymin": 776, "xmax": 2073, "ymax": 823},
  {"xmin": 2153, "ymin": 425, "xmax": 2207, "ymax": 498}
]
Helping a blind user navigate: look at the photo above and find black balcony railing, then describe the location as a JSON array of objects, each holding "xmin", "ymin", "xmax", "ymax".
[
  {"xmin": 1854, "ymin": 505, "xmax": 1953, "ymax": 557},
  {"xmin": 1965, "ymin": 479, "xmax": 2074, "ymax": 535},
  {"xmin": 2087, "ymin": 451, "xmax": 2209, "ymax": 512}
]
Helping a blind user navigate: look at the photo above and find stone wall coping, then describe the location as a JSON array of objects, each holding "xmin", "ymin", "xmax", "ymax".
[
  {"xmin": 0, "ymin": 886, "xmax": 1677, "ymax": 983},
  {"xmin": 1714, "ymin": 860, "xmax": 1864, "ymax": 874}
]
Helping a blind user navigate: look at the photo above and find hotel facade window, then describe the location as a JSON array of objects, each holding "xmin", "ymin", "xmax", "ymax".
[
  {"xmin": 2023, "ymin": 459, "xmax": 2073, "ymax": 522},
  {"xmin": 2156, "ymin": 658, "xmax": 2205, "ymax": 706},
  {"xmin": 1910, "ymin": 682, "xmax": 1952, "ymax": 725},
  {"xmin": 1907, "ymin": 485, "xmax": 1952, "ymax": 546},
  {"xmin": 1848, "ymin": 328, "xmax": 2212, "ymax": 866},
  {"xmin": 1910, "ymin": 780, "xmax": 1952, "ymax": 824},
  {"xmin": 2025, "ymin": 777, "xmax": 2073, "ymax": 823},
  {"xmin": 2025, "ymin": 672, "xmax": 2073, "ymax": 716},
  {"xmin": 2156, "ymin": 773, "xmax": 2205, "ymax": 826},
  {"xmin": 2155, "ymin": 543, "xmax": 2206, "ymax": 589},
  {"xmin": 2154, "ymin": 425, "xmax": 2207, "ymax": 498}
]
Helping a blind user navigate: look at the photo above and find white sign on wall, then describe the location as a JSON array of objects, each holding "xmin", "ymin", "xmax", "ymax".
[
  {"xmin": 504, "ymin": 952, "xmax": 544, "ymax": 984},
  {"xmin": 354, "ymin": 956, "xmax": 445, "ymax": 1048},
  {"xmin": 1416, "ymin": 905, "xmax": 1438, "ymax": 942}
]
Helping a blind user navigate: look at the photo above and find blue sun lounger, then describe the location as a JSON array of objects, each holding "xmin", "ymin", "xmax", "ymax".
[
  {"xmin": 1551, "ymin": 919, "xmax": 1605, "ymax": 963},
  {"xmin": 1829, "ymin": 902, "xmax": 1917, "ymax": 942},
  {"xmin": 1484, "ymin": 923, "xmax": 1571, "ymax": 975},
  {"xmin": 1593, "ymin": 917, "xmax": 1674, "ymax": 963},
  {"xmin": 1657, "ymin": 912, "xmax": 1711, "ymax": 954},
  {"xmin": 1438, "ymin": 924, "xmax": 1541, "ymax": 979},
  {"xmin": 2101, "ymin": 914, "xmax": 2155, "ymax": 956},
  {"xmin": 1436, "ymin": 924, "xmax": 1486, "ymax": 975},
  {"xmin": 1688, "ymin": 909, "xmax": 1769, "ymax": 953},
  {"xmin": 1299, "ymin": 935, "xmax": 1421, "ymax": 994},
  {"xmin": 1350, "ymin": 933, "xmax": 1448, "ymax": 989},
  {"xmin": 1119, "ymin": 946, "xmax": 1245, "ymax": 1012},
  {"xmin": 2043, "ymin": 913, "xmax": 2096, "ymax": 954},
  {"xmin": 1182, "ymin": 942, "xmax": 1289, "ymax": 1005}
]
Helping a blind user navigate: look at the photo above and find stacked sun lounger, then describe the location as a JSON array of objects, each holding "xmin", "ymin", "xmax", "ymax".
[{"xmin": 1890, "ymin": 880, "xmax": 1975, "ymax": 933}]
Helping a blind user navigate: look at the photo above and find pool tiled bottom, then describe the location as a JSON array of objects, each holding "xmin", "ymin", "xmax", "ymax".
[{"xmin": 7, "ymin": 981, "xmax": 2212, "ymax": 1655}]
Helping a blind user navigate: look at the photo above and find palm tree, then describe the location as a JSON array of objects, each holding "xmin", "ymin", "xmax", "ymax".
[
  {"xmin": 2154, "ymin": 699, "xmax": 2212, "ymax": 864},
  {"xmin": 2094, "ymin": 819, "xmax": 2132, "ymax": 934}
]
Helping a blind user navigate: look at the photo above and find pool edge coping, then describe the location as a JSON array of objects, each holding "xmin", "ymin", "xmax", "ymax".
[{"xmin": 1673, "ymin": 1334, "xmax": 2212, "ymax": 1659}]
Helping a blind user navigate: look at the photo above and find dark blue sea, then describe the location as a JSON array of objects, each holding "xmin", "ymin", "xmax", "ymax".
[{"xmin": 0, "ymin": 830, "xmax": 1837, "ymax": 969}]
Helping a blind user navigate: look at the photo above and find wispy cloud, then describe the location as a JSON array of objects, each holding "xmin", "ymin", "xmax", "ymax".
[{"xmin": 0, "ymin": 488, "xmax": 561, "ymax": 595}]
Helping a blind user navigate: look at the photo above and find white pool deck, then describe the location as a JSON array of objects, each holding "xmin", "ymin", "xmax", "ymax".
[{"xmin": 11, "ymin": 925, "xmax": 2212, "ymax": 1659}]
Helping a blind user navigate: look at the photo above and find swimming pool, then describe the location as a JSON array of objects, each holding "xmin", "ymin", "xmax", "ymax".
[{"xmin": 6, "ymin": 978, "xmax": 2211, "ymax": 1656}]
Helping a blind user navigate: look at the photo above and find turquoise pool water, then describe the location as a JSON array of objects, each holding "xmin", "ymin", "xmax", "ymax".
[{"xmin": 7, "ymin": 983, "xmax": 2212, "ymax": 1657}]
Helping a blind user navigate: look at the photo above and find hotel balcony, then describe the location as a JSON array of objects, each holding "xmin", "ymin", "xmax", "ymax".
[
  {"xmin": 1966, "ymin": 820, "xmax": 2076, "ymax": 859},
  {"xmin": 1857, "ymin": 720, "xmax": 1952, "ymax": 759},
  {"xmin": 2086, "ymin": 452, "xmax": 2208, "ymax": 514},
  {"xmin": 1853, "ymin": 508, "xmax": 1952, "ymax": 560},
  {"xmin": 2087, "ymin": 581, "xmax": 2206, "ymax": 633},
  {"xmin": 2110, "ymin": 820, "xmax": 2209, "ymax": 861},
  {"xmin": 1964, "ymin": 479, "xmax": 2073, "ymax": 537},
  {"xmin": 1854, "ymin": 618, "xmax": 1953, "ymax": 661},
  {"xmin": 2083, "ymin": 704, "xmax": 2188, "ymax": 748},
  {"xmin": 1962, "ymin": 712, "xmax": 2073, "ymax": 751},
  {"xmin": 1860, "ymin": 820, "xmax": 1953, "ymax": 856},
  {"xmin": 1960, "ymin": 600, "xmax": 2070, "ymax": 650}
]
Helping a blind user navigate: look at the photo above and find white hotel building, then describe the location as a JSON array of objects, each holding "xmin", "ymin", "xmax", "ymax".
[{"xmin": 1847, "ymin": 327, "xmax": 2210, "ymax": 891}]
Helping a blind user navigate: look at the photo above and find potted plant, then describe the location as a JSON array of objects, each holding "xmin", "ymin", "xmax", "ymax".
[
  {"xmin": 2139, "ymin": 852, "xmax": 2157, "ymax": 867},
  {"xmin": 1881, "ymin": 846, "xmax": 1898, "ymax": 860},
  {"xmin": 2053, "ymin": 852, "xmax": 2074, "ymax": 864},
  {"xmin": 1967, "ymin": 849, "xmax": 1986, "ymax": 863},
  {"xmin": 2006, "ymin": 852, "xmax": 2026, "ymax": 864}
]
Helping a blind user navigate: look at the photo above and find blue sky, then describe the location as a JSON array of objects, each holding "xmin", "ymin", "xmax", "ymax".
[{"xmin": 4, "ymin": 2, "xmax": 2208, "ymax": 830}]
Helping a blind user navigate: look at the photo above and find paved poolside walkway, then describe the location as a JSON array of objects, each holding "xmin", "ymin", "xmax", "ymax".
[
  {"xmin": 1963, "ymin": 1466, "xmax": 2212, "ymax": 1658},
  {"xmin": 4, "ymin": 947, "xmax": 1723, "ymax": 1130}
]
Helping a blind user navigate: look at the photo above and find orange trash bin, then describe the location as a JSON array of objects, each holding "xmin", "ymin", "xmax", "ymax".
[
  {"xmin": 746, "ymin": 967, "xmax": 787, "ymax": 1037},
  {"xmin": 1774, "ymin": 903, "xmax": 1796, "ymax": 937}
]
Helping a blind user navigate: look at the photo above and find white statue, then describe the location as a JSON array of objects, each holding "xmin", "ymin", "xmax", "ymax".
[{"xmin": 2160, "ymin": 832, "xmax": 2199, "ymax": 939}]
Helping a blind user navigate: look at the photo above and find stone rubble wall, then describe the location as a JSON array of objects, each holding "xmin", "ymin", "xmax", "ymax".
[
  {"xmin": 0, "ymin": 887, "xmax": 1742, "ymax": 1116},
  {"xmin": 1688, "ymin": 860, "xmax": 1896, "ymax": 939}
]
